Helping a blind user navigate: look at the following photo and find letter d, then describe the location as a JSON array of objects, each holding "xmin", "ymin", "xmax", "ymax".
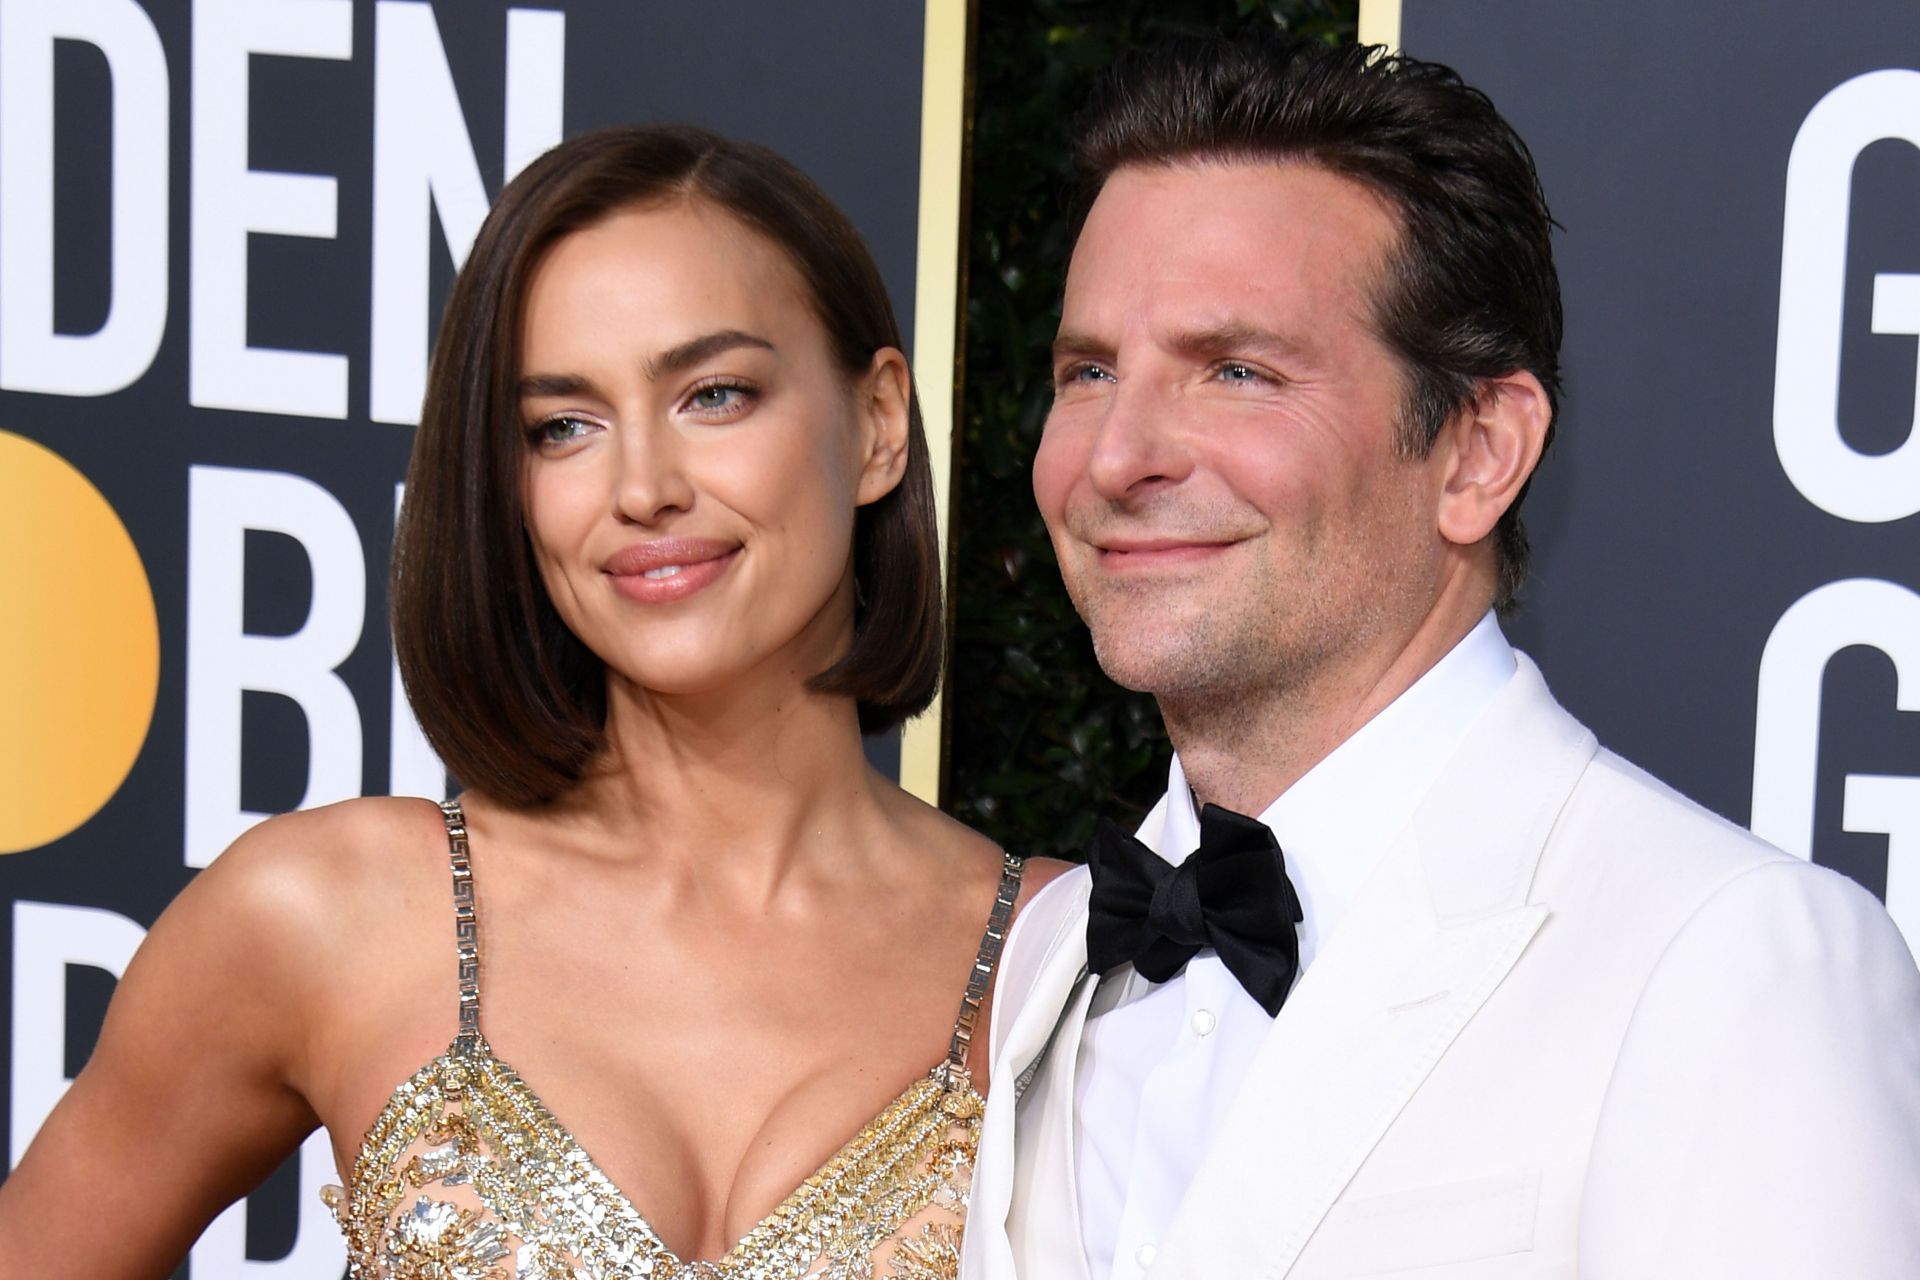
[{"xmin": 0, "ymin": 0, "xmax": 168, "ymax": 396}]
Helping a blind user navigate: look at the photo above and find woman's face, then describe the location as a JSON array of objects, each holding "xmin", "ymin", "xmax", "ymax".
[{"xmin": 516, "ymin": 199, "xmax": 908, "ymax": 707}]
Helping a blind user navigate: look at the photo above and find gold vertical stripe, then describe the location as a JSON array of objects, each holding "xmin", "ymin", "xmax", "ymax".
[
  {"xmin": 899, "ymin": 0, "xmax": 969, "ymax": 805},
  {"xmin": 1358, "ymin": 0, "xmax": 1403, "ymax": 50}
]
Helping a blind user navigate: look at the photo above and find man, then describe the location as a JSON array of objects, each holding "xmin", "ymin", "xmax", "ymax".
[{"xmin": 961, "ymin": 33, "xmax": 1920, "ymax": 1280}]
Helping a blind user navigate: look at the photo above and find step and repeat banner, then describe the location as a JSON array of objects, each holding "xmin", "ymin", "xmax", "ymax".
[
  {"xmin": 0, "ymin": 1, "xmax": 961, "ymax": 1272},
  {"xmin": 1396, "ymin": 1, "xmax": 1920, "ymax": 955}
]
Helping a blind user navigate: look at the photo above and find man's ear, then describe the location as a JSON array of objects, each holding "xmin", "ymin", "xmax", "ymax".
[
  {"xmin": 1434, "ymin": 369, "xmax": 1550, "ymax": 548},
  {"xmin": 854, "ymin": 347, "xmax": 912, "ymax": 507}
]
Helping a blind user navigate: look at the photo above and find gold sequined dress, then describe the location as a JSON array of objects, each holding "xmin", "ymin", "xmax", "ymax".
[{"xmin": 323, "ymin": 800, "xmax": 1023, "ymax": 1280}]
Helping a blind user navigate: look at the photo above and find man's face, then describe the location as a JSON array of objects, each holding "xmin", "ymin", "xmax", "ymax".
[{"xmin": 1033, "ymin": 161, "xmax": 1451, "ymax": 710}]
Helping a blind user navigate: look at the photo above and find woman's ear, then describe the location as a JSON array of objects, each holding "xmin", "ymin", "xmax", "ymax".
[
  {"xmin": 1434, "ymin": 369, "xmax": 1550, "ymax": 548},
  {"xmin": 853, "ymin": 347, "xmax": 913, "ymax": 506}
]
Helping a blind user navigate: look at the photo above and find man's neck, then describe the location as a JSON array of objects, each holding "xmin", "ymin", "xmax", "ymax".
[{"xmin": 1164, "ymin": 597, "xmax": 1490, "ymax": 815}]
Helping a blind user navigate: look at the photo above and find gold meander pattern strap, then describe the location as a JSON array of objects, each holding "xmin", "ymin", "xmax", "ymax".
[
  {"xmin": 439, "ymin": 799, "xmax": 481, "ymax": 1048},
  {"xmin": 945, "ymin": 851, "xmax": 1024, "ymax": 1079}
]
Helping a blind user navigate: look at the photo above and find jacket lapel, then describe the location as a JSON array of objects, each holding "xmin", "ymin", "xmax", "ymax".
[
  {"xmin": 965, "ymin": 868, "xmax": 1095, "ymax": 1280},
  {"xmin": 1151, "ymin": 656, "xmax": 1597, "ymax": 1279},
  {"xmin": 967, "ymin": 795, "xmax": 1178, "ymax": 1279},
  {"xmin": 1006, "ymin": 970, "xmax": 1099, "ymax": 1280}
]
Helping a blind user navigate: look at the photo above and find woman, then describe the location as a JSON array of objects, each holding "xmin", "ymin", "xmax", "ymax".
[{"xmin": 0, "ymin": 125, "xmax": 1067, "ymax": 1278}]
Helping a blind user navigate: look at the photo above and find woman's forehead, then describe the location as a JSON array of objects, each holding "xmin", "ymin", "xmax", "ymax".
[{"xmin": 518, "ymin": 202, "xmax": 821, "ymax": 369}]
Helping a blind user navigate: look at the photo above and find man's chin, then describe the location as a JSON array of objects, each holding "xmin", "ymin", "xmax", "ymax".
[{"xmin": 1086, "ymin": 625, "xmax": 1228, "ymax": 696}]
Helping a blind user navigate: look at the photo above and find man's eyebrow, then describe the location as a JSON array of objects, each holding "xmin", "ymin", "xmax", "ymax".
[
  {"xmin": 1049, "ymin": 324, "xmax": 1306, "ymax": 366},
  {"xmin": 1168, "ymin": 323, "xmax": 1304, "ymax": 361},
  {"xmin": 1051, "ymin": 329, "xmax": 1113, "ymax": 363},
  {"xmin": 644, "ymin": 329, "xmax": 775, "ymax": 379}
]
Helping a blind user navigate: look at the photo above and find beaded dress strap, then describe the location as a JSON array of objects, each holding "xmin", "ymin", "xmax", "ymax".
[
  {"xmin": 944, "ymin": 851, "xmax": 1025, "ymax": 1085},
  {"xmin": 439, "ymin": 799, "xmax": 483, "ymax": 1050}
]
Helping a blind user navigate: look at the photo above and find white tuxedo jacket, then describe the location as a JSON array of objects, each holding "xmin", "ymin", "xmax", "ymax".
[{"xmin": 963, "ymin": 656, "xmax": 1920, "ymax": 1279}]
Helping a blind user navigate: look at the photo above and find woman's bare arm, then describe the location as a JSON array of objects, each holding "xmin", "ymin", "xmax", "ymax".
[{"xmin": 0, "ymin": 810, "xmax": 352, "ymax": 1277}]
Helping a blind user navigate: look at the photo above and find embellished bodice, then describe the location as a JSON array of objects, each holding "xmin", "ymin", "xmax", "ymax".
[{"xmin": 323, "ymin": 800, "xmax": 1024, "ymax": 1280}]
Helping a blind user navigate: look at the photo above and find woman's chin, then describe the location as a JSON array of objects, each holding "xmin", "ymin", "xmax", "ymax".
[{"xmin": 601, "ymin": 655, "xmax": 813, "ymax": 712}]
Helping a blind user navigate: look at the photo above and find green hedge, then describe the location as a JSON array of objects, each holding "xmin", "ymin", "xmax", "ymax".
[{"xmin": 946, "ymin": 0, "xmax": 1359, "ymax": 860}]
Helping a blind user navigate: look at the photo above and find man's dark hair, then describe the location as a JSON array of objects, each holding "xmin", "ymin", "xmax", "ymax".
[
  {"xmin": 392, "ymin": 125, "xmax": 943, "ymax": 806},
  {"xmin": 1073, "ymin": 34, "xmax": 1562, "ymax": 611}
]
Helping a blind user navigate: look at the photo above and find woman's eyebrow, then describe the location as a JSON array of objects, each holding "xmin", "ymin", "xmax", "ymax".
[
  {"xmin": 645, "ymin": 329, "xmax": 776, "ymax": 379},
  {"xmin": 516, "ymin": 330, "xmax": 776, "ymax": 401},
  {"xmin": 517, "ymin": 373, "xmax": 590, "ymax": 399}
]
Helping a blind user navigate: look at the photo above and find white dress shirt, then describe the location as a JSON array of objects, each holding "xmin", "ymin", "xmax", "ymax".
[{"xmin": 1071, "ymin": 613, "xmax": 1518, "ymax": 1280}]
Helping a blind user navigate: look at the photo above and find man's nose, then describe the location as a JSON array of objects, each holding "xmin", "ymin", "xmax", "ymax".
[
  {"xmin": 1086, "ymin": 380, "xmax": 1194, "ymax": 500},
  {"xmin": 611, "ymin": 422, "xmax": 696, "ymax": 525}
]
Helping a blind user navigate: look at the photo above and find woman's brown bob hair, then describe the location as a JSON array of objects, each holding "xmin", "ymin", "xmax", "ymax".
[{"xmin": 392, "ymin": 125, "xmax": 943, "ymax": 807}]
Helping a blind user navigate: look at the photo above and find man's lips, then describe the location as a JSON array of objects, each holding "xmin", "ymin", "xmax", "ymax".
[
  {"xmin": 1091, "ymin": 537, "xmax": 1240, "ymax": 568},
  {"xmin": 603, "ymin": 538, "xmax": 740, "ymax": 603}
]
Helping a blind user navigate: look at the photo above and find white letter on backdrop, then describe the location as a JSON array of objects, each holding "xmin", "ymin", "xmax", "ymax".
[
  {"xmin": 189, "ymin": 0, "xmax": 352, "ymax": 419},
  {"xmin": 1842, "ymin": 774, "xmax": 1920, "ymax": 958},
  {"xmin": 1751, "ymin": 577, "xmax": 1920, "ymax": 957},
  {"xmin": 1774, "ymin": 69, "xmax": 1920, "ymax": 523},
  {"xmin": 0, "ymin": 0, "xmax": 168, "ymax": 396},
  {"xmin": 185, "ymin": 466, "xmax": 365, "ymax": 867},
  {"xmin": 368, "ymin": 2, "xmax": 564, "ymax": 425}
]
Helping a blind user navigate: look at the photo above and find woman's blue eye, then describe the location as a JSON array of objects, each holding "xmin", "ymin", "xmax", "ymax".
[
  {"xmin": 685, "ymin": 381, "xmax": 757, "ymax": 415},
  {"xmin": 530, "ymin": 415, "xmax": 593, "ymax": 444}
]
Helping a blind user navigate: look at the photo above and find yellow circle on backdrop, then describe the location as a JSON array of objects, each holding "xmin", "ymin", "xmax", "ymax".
[{"xmin": 0, "ymin": 429, "xmax": 160, "ymax": 853}]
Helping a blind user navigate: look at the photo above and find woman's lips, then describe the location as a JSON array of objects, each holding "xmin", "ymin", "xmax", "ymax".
[{"xmin": 603, "ymin": 538, "xmax": 740, "ymax": 604}]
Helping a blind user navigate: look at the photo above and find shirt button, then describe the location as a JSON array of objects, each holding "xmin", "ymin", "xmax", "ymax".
[
  {"xmin": 1191, "ymin": 1008, "xmax": 1217, "ymax": 1036},
  {"xmin": 1136, "ymin": 1242, "xmax": 1158, "ymax": 1268}
]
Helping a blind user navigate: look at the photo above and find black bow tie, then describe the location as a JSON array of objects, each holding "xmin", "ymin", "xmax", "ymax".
[{"xmin": 1085, "ymin": 803, "xmax": 1303, "ymax": 1017}]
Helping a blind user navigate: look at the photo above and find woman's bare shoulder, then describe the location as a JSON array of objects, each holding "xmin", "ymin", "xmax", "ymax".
[
  {"xmin": 900, "ymin": 816, "xmax": 1080, "ymax": 1084},
  {"xmin": 232, "ymin": 793, "xmax": 449, "ymax": 861},
  {"xmin": 884, "ymin": 788, "xmax": 1076, "ymax": 914},
  {"xmin": 176, "ymin": 795, "xmax": 453, "ymax": 961},
  {"xmin": 201, "ymin": 793, "xmax": 448, "ymax": 888}
]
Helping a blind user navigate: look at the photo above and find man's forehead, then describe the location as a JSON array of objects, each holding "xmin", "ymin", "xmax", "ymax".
[
  {"xmin": 1062, "ymin": 163, "xmax": 1396, "ymax": 345},
  {"xmin": 1074, "ymin": 161, "xmax": 1396, "ymax": 276}
]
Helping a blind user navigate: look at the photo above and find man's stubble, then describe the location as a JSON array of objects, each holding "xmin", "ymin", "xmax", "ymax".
[{"xmin": 1062, "ymin": 482, "xmax": 1438, "ymax": 763}]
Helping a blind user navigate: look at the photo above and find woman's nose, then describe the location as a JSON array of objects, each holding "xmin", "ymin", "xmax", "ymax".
[{"xmin": 610, "ymin": 423, "xmax": 696, "ymax": 525}]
